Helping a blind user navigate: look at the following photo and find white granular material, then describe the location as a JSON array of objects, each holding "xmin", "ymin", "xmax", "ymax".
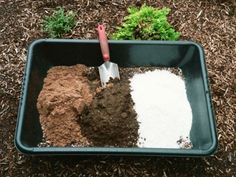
[{"xmin": 130, "ymin": 70, "xmax": 193, "ymax": 148}]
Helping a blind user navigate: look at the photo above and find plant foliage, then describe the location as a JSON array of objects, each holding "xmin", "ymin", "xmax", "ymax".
[
  {"xmin": 112, "ymin": 5, "xmax": 180, "ymax": 40},
  {"xmin": 43, "ymin": 7, "xmax": 76, "ymax": 38}
]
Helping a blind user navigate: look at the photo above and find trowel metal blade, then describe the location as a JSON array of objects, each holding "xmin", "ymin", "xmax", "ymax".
[{"xmin": 98, "ymin": 61, "xmax": 120, "ymax": 87}]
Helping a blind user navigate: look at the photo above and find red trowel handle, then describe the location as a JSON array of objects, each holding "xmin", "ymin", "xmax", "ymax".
[{"xmin": 97, "ymin": 24, "xmax": 110, "ymax": 61}]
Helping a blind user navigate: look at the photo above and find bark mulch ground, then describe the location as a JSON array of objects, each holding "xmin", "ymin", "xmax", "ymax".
[{"xmin": 0, "ymin": 0, "xmax": 235, "ymax": 176}]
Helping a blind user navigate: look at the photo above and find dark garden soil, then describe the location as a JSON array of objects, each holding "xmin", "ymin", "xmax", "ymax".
[
  {"xmin": 79, "ymin": 69, "xmax": 139, "ymax": 147},
  {"xmin": 0, "ymin": 0, "xmax": 236, "ymax": 176}
]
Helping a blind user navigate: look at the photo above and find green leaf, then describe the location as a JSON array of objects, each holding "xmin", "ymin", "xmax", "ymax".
[
  {"xmin": 111, "ymin": 5, "xmax": 180, "ymax": 41},
  {"xmin": 42, "ymin": 7, "xmax": 76, "ymax": 38}
]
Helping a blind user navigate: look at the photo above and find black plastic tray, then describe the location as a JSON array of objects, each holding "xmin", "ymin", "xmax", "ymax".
[{"xmin": 15, "ymin": 39, "xmax": 217, "ymax": 156}]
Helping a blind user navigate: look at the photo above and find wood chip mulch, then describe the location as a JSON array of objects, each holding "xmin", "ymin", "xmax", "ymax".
[{"xmin": 0, "ymin": 0, "xmax": 235, "ymax": 176}]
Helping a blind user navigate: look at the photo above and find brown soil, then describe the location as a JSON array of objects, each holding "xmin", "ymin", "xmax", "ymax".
[
  {"xmin": 79, "ymin": 75, "xmax": 139, "ymax": 147},
  {"xmin": 37, "ymin": 64, "xmax": 94, "ymax": 146}
]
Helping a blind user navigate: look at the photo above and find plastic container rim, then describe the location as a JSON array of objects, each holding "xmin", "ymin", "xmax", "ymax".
[{"xmin": 15, "ymin": 39, "xmax": 218, "ymax": 156}]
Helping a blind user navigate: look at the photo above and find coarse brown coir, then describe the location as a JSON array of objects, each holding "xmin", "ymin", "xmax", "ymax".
[
  {"xmin": 37, "ymin": 64, "xmax": 139, "ymax": 147},
  {"xmin": 37, "ymin": 64, "xmax": 95, "ymax": 147}
]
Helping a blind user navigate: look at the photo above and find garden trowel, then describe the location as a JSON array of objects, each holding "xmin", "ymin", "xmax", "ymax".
[{"xmin": 97, "ymin": 24, "xmax": 120, "ymax": 87}]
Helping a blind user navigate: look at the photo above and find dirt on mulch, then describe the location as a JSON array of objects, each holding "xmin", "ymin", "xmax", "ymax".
[{"xmin": 0, "ymin": 0, "xmax": 236, "ymax": 177}]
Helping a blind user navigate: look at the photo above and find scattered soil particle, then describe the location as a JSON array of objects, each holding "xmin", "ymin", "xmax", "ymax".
[{"xmin": 37, "ymin": 64, "xmax": 93, "ymax": 147}]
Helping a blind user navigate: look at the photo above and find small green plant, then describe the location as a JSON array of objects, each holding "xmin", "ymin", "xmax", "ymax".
[
  {"xmin": 112, "ymin": 5, "xmax": 180, "ymax": 40},
  {"xmin": 42, "ymin": 7, "xmax": 76, "ymax": 38}
]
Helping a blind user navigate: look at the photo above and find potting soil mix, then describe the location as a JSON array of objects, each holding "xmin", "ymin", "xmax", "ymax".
[{"xmin": 37, "ymin": 64, "xmax": 193, "ymax": 149}]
